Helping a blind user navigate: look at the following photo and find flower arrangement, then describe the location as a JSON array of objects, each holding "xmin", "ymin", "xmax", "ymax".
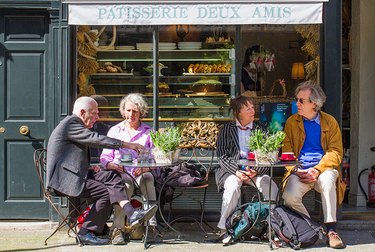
[{"xmin": 248, "ymin": 128, "xmax": 286, "ymax": 164}]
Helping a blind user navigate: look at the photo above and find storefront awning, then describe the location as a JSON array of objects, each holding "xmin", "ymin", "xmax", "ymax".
[{"xmin": 63, "ymin": 1, "xmax": 329, "ymax": 25}]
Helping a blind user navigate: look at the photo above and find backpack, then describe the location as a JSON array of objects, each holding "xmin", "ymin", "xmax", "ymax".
[
  {"xmin": 269, "ymin": 205, "xmax": 325, "ymax": 250},
  {"xmin": 225, "ymin": 201, "xmax": 269, "ymax": 243}
]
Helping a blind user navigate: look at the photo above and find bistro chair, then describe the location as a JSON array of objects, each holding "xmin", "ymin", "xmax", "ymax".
[
  {"xmin": 33, "ymin": 148, "xmax": 84, "ymax": 246},
  {"xmin": 159, "ymin": 138, "xmax": 215, "ymax": 237}
]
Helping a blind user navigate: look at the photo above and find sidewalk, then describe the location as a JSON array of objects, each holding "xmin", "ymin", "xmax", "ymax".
[{"xmin": 0, "ymin": 220, "xmax": 375, "ymax": 252}]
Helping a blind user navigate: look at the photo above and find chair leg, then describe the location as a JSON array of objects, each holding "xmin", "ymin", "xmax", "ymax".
[
  {"xmin": 44, "ymin": 220, "xmax": 66, "ymax": 245},
  {"xmin": 200, "ymin": 187, "xmax": 215, "ymax": 232}
]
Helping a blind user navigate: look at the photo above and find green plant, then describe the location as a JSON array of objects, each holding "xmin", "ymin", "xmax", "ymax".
[
  {"xmin": 150, "ymin": 127, "xmax": 182, "ymax": 153},
  {"xmin": 248, "ymin": 128, "xmax": 286, "ymax": 153}
]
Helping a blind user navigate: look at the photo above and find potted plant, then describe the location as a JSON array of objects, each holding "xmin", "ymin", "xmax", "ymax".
[
  {"xmin": 150, "ymin": 127, "xmax": 182, "ymax": 163},
  {"xmin": 248, "ymin": 128, "xmax": 286, "ymax": 164}
]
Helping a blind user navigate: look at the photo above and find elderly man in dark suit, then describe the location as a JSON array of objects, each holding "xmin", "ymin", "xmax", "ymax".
[{"xmin": 46, "ymin": 96, "xmax": 157, "ymax": 245}]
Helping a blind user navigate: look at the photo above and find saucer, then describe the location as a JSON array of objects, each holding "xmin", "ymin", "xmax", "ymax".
[
  {"xmin": 279, "ymin": 157, "xmax": 296, "ymax": 161},
  {"xmin": 120, "ymin": 158, "xmax": 133, "ymax": 163}
]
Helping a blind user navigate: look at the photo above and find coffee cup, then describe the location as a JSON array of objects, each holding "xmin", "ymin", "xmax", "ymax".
[
  {"xmin": 121, "ymin": 153, "xmax": 132, "ymax": 162},
  {"xmin": 248, "ymin": 152, "xmax": 255, "ymax": 160},
  {"xmin": 281, "ymin": 152, "xmax": 296, "ymax": 160}
]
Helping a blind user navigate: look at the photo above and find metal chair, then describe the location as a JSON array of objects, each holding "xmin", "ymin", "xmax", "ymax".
[
  {"xmin": 33, "ymin": 148, "xmax": 84, "ymax": 246},
  {"xmin": 159, "ymin": 138, "xmax": 215, "ymax": 236}
]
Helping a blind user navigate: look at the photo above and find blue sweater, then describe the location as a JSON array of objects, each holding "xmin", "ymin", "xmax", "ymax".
[{"xmin": 299, "ymin": 119, "xmax": 324, "ymax": 169}]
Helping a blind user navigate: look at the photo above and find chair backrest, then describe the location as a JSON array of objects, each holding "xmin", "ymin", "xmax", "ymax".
[
  {"xmin": 33, "ymin": 148, "xmax": 48, "ymax": 193},
  {"xmin": 180, "ymin": 138, "xmax": 215, "ymax": 181}
]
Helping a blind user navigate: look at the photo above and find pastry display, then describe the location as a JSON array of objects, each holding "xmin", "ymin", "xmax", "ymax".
[
  {"xmin": 146, "ymin": 82, "xmax": 170, "ymax": 93},
  {"xmin": 187, "ymin": 63, "xmax": 231, "ymax": 74},
  {"xmin": 191, "ymin": 78, "xmax": 222, "ymax": 92},
  {"xmin": 97, "ymin": 62, "xmax": 123, "ymax": 73}
]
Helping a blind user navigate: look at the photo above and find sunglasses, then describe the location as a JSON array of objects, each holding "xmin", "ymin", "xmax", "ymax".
[{"xmin": 294, "ymin": 97, "xmax": 311, "ymax": 104}]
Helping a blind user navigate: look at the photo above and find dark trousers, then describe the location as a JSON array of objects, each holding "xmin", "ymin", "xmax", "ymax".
[{"xmin": 78, "ymin": 169, "xmax": 128, "ymax": 233}]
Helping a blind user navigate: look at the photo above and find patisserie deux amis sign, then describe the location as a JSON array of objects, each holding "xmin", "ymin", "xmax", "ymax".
[{"xmin": 66, "ymin": 2, "xmax": 327, "ymax": 25}]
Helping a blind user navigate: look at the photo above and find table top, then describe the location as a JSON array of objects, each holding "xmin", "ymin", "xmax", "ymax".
[
  {"xmin": 237, "ymin": 159, "xmax": 300, "ymax": 168},
  {"xmin": 119, "ymin": 159, "xmax": 183, "ymax": 168}
]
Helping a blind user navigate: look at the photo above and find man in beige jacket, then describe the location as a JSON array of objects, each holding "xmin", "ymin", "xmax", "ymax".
[{"xmin": 282, "ymin": 81, "xmax": 346, "ymax": 249}]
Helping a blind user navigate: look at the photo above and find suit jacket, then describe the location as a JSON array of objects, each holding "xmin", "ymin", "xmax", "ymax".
[
  {"xmin": 215, "ymin": 121, "xmax": 267, "ymax": 191},
  {"xmin": 46, "ymin": 115, "xmax": 122, "ymax": 197}
]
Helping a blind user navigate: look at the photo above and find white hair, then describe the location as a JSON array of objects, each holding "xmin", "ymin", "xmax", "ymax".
[{"xmin": 72, "ymin": 96, "xmax": 97, "ymax": 115}]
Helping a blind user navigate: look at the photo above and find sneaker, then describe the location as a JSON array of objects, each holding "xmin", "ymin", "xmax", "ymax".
[
  {"xmin": 327, "ymin": 231, "xmax": 345, "ymax": 249},
  {"xmin": 128, "ymin": 205, "xmax": 158, "ymax": 229},
  {"xmin": 222, "ymin": 233, "xmax": 234, "ymax": 245},
  {"xmin": 111, "ymin": 227, "xmax": 127, "ymax": 245}
]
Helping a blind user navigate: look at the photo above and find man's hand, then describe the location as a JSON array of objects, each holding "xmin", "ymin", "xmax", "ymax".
[
  {"xmin": 122, "ymin": 142, "xmax": 144, "ymax": 153},
  {"xmin": 296, "ymin": 168, "xmax": 320, "ymax": 183},
  {"xmin": 89, "ymin": 165, "xmax": 101, "ymax": 173}
]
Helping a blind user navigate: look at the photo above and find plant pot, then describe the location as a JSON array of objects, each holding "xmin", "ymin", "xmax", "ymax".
[
  {"xmin": 254, "ymin": 150, "xmax": 279, "ymax": 165},
  {"xmin": 152, "ymin": 148, "xmax": 180, "ymax": 164}
]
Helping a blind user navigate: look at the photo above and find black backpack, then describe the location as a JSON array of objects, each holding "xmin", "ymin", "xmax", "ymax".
[{"xmin": 269, "ymin": 205, "xmax": 325, "ymax": 250}]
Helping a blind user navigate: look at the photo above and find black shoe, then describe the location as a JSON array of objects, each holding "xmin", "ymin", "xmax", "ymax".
[
  {"xmin": 77, "ymin": 232, "xmax": 109, "ymax": 245},
  {"xmin": 128, "ymin": 205, "xmax": 158, "ymax": 229}
]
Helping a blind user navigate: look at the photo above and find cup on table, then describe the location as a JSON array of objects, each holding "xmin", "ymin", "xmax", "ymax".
[
  {"xmin": 248, "ymin": 152, "xmax": 255, "ymax": 160},
  {"xmin": 138, "ymin": 148, "xmax": 150, "ymax": 164},
  {"xmin": 121, "ymin": 153, "xmax": 132, "ymax": 162},
  {"xmin": 280, "ymin": 152, "xmax": 296, "ymax": 161}
]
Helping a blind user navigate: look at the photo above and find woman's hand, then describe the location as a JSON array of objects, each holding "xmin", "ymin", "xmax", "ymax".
[
  {"xmin": 106, "ymin": 162, "xmax": 124, "ymax": 174},
  {"xmin": 236, "ymin": 168, "xmax": 257, "ymax": 182},
  {"xmin": 132, "ymin": 167, "xmax": 151, "ymax": 177}
]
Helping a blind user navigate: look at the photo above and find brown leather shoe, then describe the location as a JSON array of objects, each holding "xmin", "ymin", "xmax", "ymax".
[{"xmin": 327, "ymin": 231, "xmax": 345, "ymax": 249}]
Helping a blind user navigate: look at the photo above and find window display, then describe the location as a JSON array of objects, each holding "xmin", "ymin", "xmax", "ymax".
[{"xmin": 75, "ymin": 24, "xmax": 319, "ymax": 127}]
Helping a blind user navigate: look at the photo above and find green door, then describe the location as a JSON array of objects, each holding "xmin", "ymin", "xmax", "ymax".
[{"xmin": 0, "ymin": 10, "xmax": 51, "ymax": 219}]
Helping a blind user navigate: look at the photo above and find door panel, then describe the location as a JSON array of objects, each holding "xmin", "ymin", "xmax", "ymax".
[{"xmin": 0, "ymin": 11, "xmax": 51, "ymax": 219}]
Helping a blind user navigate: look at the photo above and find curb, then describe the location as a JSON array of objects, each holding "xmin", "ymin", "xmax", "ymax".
[
  {"xmin": 0, "ymin": 221, "xmax": 58, "ymax": 230},
  {"xmin": 337, "ymin": 220, "xmax": 375, "ymax": 231}
]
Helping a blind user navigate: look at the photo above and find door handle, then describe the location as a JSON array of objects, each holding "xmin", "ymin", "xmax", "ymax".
[
  {"xmin": 0, "ymin": 127, "xmax": 5, "ymax": 133},
  {"xmin": 19, "ymin": 125, "xmax": 30, "ymax": 135}
]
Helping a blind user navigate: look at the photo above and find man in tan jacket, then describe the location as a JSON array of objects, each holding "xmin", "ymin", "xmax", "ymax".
[{"xmin": 282, "ymin": 81, "xmax": 346, "ymax": 249}]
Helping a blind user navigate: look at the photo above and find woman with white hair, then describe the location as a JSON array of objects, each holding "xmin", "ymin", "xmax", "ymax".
[{"xmin": 100, "ymin": 93, "xmax": 157, "ymax": 243}]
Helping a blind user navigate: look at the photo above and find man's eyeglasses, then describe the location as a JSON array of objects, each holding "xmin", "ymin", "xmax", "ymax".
[{"xmin": 294, "ymin": 97, "xmax": 311, "ymax": 104}]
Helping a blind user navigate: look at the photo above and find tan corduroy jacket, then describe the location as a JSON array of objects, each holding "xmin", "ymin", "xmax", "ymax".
[{"xmin": 282, "ymin": 111, "xmax": 346, "ymax": 205}]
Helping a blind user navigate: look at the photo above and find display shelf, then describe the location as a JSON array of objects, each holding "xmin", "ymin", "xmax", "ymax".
[{"xmin": 92, "ymin": 46, "xmax": 234, "ymax": 123}]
